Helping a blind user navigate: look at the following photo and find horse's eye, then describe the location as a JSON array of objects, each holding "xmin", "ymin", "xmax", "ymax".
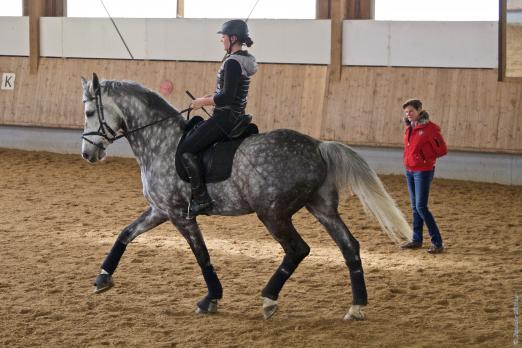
[{"xmin": 86, "ymin": 110, "xmax": 95, "ymax": 117}]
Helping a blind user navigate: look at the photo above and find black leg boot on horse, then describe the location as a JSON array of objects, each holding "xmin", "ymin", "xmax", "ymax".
[{"xmin": 181, "ymin": 153, "xmax": 213, "ymax": 216}]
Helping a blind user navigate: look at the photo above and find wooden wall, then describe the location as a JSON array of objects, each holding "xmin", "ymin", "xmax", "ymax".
[
  {"xmin": 324, "ymin": 67, "xmax": 522, "ymax": 153},
  {"xmin": 1, "ymin": 56, "xmax": 521, "ymax": 153},
  {"xmin": 508, "ymin": 0, "xmax": 522, "ymax": 10},
  {"xmin": 507, "ymin": 24, "xmax": 522, "ymax": 77}
]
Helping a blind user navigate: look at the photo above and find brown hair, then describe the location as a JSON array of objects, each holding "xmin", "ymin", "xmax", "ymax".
[
  {"xmin": 402, "ymin": 99, "xmax": 423, "ymax": 110},
  {"xmin": 242, "ymin": 37, "xmax": 254, "ymax": 48}
]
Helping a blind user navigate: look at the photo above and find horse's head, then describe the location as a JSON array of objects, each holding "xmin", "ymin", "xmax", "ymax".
[{"xmin": 80, "ymin": 73, "xmax": 125, "ymax": 163}]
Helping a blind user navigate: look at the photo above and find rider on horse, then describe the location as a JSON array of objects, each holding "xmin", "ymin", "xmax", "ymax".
[{"xmin": 180, "ymin": 19, "xmax": 258, "ymax": 216}]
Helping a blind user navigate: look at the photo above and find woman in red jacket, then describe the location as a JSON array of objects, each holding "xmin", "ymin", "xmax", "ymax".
[{"xmin": 400, "ymin": 99, "xmax": 447, "ymax": 254}]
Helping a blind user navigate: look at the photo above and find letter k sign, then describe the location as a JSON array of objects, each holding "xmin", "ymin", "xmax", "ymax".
[{"xmin": 2, "ymin": 73, "xmax": 15, "ymax": 90}]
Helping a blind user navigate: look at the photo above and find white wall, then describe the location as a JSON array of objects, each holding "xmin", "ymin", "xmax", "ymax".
[
  {"xmin": 2, "ymin": 17, "xmax": 331, "ymax": 64},
  {"xmin": 0, "ymin": 17, "xmax": 498, "ymax": 68},
  {"xmin": 343, "ymin": 20, "xmax": 498, "ymax": 68},
  {"xmin": 0, "ymin": 17, "xmax": 28, "ymax": 56}
]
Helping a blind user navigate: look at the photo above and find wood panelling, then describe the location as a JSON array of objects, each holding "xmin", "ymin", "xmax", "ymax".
[
  {"xmin": 345, "ymin": 0, "xmax": 372, "ymax": 19},
  {"xmin": 315, "ymin": 0, "xmax": 371, "ymax": 19},
  {"xmin": 316, "ymin": 0, "xmax": 331, "ymax": 19},
  {"xmin": 1, "ymin": 57, "xmax": 521, "ymax": 153},
  {"xmin": 508, "ymin": 0, "xmax": 522, "ymax": 10},
  {"xmin": 322, "ymin": 66, "xmax": 522, "ymax": 152},
  {"xmin": 23, "ymin": 0, "xmax": 66, "ymax": 16},
  {"xmin": 507, "ymin": 24, "xmax": 522, "ymax": 77}
]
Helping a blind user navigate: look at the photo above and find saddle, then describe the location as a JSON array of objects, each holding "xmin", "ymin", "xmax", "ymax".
[{"xmin": 175, "ymin": 115, "xmax": 259, "ymax": 183}]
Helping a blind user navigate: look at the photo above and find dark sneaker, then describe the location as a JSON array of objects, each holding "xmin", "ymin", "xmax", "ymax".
[
  {"xmin": 427, "ymin": 245, "xmax": 444, "ymax": 254},
  {"xmin": 400, "ymin": 241, "xmax": 422, "ymax": 249}
]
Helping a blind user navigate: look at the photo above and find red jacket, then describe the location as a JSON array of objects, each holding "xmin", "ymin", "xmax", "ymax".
[{"xmin": 403, "ymin": 112, "xmax": 447, "ymax": 171}]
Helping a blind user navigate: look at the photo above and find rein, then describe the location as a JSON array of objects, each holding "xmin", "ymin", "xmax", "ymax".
[{"xmin": 81, "ymin": 85, "xmax": 191, "ymax": 150}]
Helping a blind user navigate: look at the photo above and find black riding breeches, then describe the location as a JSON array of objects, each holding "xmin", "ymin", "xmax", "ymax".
[{"xmin": 178, "ymin": 109, "xmax": 239, "ymax": 155}]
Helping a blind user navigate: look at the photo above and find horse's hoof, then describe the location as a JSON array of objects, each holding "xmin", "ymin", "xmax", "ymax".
[
  {"xmin": 344, "ymin": 305, "xmax": 365, "ymax": 320},
  {"xmin": 93, "ymin": 273, "xmax": 114, "ymax": 294},
  {"xmin": 262, "ymin": 297, "xmax": 278, "ymax": 320},
  {"xmin": 195, "ymin": 298, "xmax": 218, "ymax": 314}
]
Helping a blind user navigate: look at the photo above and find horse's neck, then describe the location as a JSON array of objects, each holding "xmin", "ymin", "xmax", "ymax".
[{"xmin": 121, "ymin": 102, "xmax": 184, "ymax": 168}]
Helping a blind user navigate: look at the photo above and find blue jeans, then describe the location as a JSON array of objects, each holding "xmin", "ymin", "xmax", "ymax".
[{"xmin": 405, "ymin": 169, "xmax": 443, "ymax": 247}]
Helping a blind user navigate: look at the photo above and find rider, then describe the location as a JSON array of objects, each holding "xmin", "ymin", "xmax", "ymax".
[{"xmin": 180, "ymin": 19, "xmax": 258, "ymax": 216}]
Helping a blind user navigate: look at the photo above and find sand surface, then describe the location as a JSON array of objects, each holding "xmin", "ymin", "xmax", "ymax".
[{"xmin": 0, "ymin": 149, "xmax": 520, "ymax": 347}]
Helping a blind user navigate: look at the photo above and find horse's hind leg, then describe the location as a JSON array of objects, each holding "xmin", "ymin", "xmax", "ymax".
[
  {"xmin": 257, "ymin": 215, "xmax": 310, "ymax": 319},
  {"xmin": 93, "ymin": 207, "xmax": 167, "ymax": 293},
  {"xmin": 306, "ymin": 185, "xmax": 368, "ymax": 320}
]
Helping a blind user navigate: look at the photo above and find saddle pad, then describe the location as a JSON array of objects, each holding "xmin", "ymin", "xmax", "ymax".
[{"xmin": 175, "ymin": 118, "xmax": 258, "ymax": 183}]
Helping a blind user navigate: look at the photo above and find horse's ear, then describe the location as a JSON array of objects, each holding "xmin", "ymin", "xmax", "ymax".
[
  {"xmin": 92, "ymin": 73, "xmax": 100, "ymax": 93},
  {"xmin": 80, "ymin": 76, "xmax": 88, "ymax": 90}
]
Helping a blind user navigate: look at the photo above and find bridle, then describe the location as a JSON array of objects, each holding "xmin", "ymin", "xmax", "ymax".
[{"xmin": 81, "ymin": 84, "xmax": 191, "ymax": 151}]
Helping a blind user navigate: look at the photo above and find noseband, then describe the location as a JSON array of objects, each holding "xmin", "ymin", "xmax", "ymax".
[{"xmin": 81, "ymin": 85, "xmax": 191, "ymax": 150}]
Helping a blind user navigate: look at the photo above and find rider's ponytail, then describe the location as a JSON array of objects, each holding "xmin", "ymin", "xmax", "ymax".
[{"xmin": 243, "ymin": 37, "xmax": 254, "ymax": 47}]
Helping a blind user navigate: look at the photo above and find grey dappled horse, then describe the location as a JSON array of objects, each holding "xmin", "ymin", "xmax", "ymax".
[{"xmin": 80, "ymin": 74, "xmax": 410, "ymax": 320}]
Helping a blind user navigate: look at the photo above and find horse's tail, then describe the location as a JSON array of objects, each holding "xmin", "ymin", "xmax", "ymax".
[{"xmin": 318, "ymin": 141, "xmax": 410, "ymax": 244}]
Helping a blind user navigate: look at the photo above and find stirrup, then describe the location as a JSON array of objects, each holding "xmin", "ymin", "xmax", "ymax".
[{"xmin": 187, "ymin": 199, "xmax": 213, "ymax": 218}]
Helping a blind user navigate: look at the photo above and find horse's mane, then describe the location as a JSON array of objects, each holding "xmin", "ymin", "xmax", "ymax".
[{"xmin": 101, "ymin": 80, "xmax": 183, "ymax": 119}]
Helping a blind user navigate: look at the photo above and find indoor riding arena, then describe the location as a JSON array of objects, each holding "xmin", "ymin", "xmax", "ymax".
[{"xmin": 1, "ymin": 1, "xmax": 521, "ymax": 347}]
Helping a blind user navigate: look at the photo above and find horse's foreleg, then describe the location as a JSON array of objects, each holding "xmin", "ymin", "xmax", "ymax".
[
  {"xmin": 93, "ymin": 207, "xmax": 167, "ymax": 293},
  {"xmin": 170, "ymin": 215, "xmax": 222, "ymax": 314},
  {"xmin": 306, "ymin": 200, "xmax": 368, "ymax": 320},
  {"xmin": 258, "ymin": 216, "xmax": 310, "ymax": 319}
]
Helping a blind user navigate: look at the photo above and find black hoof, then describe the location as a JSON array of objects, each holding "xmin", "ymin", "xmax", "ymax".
[
  {"xmin": 196, "ymin": 296, "xmax": 218, "ymax": 314},
  {"xmin": 93, "ymin": 273, "xmax": 114, "ymax": 293}
]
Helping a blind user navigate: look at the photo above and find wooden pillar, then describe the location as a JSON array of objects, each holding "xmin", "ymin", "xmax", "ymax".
[
  {"xmin": 177, "ymin": 0, "xmax": 184, "ymax": 18},
  {"xmin": 26, "ymin": 0, "xmax": 65, "ymax": 74},
  {"xmin": 325, "ymin": 0, "xmax": 371, "ymax": 81},
  {"xmin": 29, "ymin": 0, "xmax": 44, "ymax": 74},
  {"xmin": 499, "ymin": 0, "xmax": 506, "ymax": 81},
  {"xmin": 329, "ymin": 0, "xmax": 345, "ymax": 81}
]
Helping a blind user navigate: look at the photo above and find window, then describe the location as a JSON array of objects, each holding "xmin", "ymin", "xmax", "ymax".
[
  {"xmin": 67, "ymin": 0, "xmax": 315, "ymax": 19},
  {"xmin": 67, "ymin": 0, "xmax": 178, "ymax": 18},
  {"xmin": 181, "ymin": 0, "xmax": 315, "ymax": 19},
  {"xmin": 0, "ymin": 0, "xmax": 22, "ymax": 16},
  {"xmin": 375, "ymin": 0, "xmax": 498, "ymax": 21}
]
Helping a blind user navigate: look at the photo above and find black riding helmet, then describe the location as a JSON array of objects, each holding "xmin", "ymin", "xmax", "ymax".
[{"xmin": 217, "ymin": 19, "xmax": 250, "ymax": 42}]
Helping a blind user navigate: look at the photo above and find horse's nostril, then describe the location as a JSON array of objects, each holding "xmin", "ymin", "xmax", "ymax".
[{"xmin": 82, "ymin": 152, "xmax": 89, "ymax": 159}]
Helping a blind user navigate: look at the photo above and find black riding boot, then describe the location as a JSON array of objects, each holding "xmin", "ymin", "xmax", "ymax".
[{"xmin": 181, "ymin": 153, "xmax": 213, "ymax": 216}]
